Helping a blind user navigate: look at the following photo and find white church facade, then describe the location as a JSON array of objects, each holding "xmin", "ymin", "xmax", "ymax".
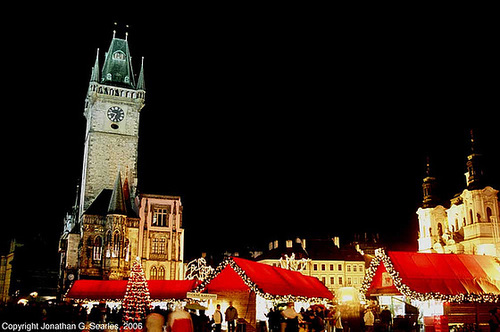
[{"xmin": 417, "ymin": 134, "xmax": 500, "ymax": 256}]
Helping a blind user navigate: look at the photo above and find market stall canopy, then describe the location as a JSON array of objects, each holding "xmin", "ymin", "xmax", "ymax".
[
  {"xmin": 66, "ymin": 280, "xmax": 200, "ymax": 301},
  {"xmin": 362, "ymin": 250, "xmax": 500, "ymax": 303},
  {"xmin": 198, "ymin": 256, "xmax": 334, "ymax": 302}
]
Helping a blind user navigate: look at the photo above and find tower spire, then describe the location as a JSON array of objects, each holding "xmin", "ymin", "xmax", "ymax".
[
  {"xmin": 465, "ymin": 129, "xmax": 485, "ymax": 190},
  {"xmin": 100, "ymin": 34, "xmax": 136, "ymax": 88},
  {"xmin": 422, "ymin": 156, "xmax": 439, "ymax": 208},
  {"xmin": 137, "ymin": 57, "xmax": 145, "ymax": 91},
  {"xmin": 90, "ymin": 48, "xmax": 100, "ymax": 82},
  {"xmin": 108, "ymin": 172, "xmax": 127, "ymax": 215}
]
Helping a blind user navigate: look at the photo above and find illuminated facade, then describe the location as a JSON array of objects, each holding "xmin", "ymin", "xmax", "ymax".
[
  {"xmin": 417, "ymin": 135, "xmax": 500, "ymax": 255},
  {"xmin": 256, "ymin": 238, "xmax": 365, "ymax": 292},
  {"xmin": 59, "ymin": 32, "xmax": 184, "ymax": 293}
]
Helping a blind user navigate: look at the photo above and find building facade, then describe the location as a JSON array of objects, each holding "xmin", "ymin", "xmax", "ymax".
[
  {"xmin": 59, "ymin": 32, "xmax": 184, "ymax": 293},
  {"xmin": 0, "ymin": 241, "xmax": 16, "ymax": 302},
  {"xmin": 256, "ymin": 238, "xmax": 365, "ymax": 293},
  {"xmin": 417, "ymin": 134, "xmax": 500, "ymax": 255}
]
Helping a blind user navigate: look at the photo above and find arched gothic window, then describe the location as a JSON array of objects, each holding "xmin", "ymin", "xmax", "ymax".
[
  {"xmin": 158, "ymin": 266, "xmax": 165, "ymax": 280},
  {"xmin": 93, "ymin": 236, "xmax": 102, "ymax": 261},
  {"xmin": 105, "ymin": 231, "xmax": 112, "ymax": 257},
  {"xmin": 123, "ymin": 238, "xmax": 130, "ymax": 261},
  {"xmin": 150, "ymin": 266, "xmax": 157, "ymax": 280},
  {"xmin": 113, "ymin": 231, "xmax": 121, "ymax": 257}
]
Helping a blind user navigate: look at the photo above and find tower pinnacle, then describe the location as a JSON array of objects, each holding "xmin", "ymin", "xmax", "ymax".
[
  {"xmin": 422, "ymin": 156, "xmax": 439, "ymax": 208},
  {"xmin": 465, "ymin": 129, "xmax": 485, "ymax": 190}
]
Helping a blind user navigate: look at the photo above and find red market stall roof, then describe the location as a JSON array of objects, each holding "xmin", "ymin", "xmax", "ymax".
[
  {"xmin": 197, "ymin": 256, "xmax": 334, "ymax": 302},
  {"xmin": 66, "ymin": 279, "xmax": 200, "ymax": 301},
  {"xmin": 361, "ymin": 250, "xmax": 500, "ymax": 303}
]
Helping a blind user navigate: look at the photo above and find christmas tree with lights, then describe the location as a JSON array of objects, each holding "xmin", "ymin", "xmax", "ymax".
[{"xmin": 122, "ymin": 257, "xmax": 152, "ymax": 325}]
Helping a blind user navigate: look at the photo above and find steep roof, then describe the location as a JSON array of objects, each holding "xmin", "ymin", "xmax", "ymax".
[
  {"xmin": 108, "ymin": 172, "xmax": 127, "ymax": 215},
  {"xmin": 101, "ymin": 37, "xmax": 136, "ymax": 89},
  {"xmin": 83, "ymin": 182, "xmax": 138, "ymax": 218}
]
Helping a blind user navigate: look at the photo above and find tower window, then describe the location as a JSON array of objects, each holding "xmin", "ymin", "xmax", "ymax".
[
  {"xmin": 150, "ymin": 266, "xmax": 157, "ymax": 280},
  {"xmin": 152, "ymin": 207, "xmax": 170, "ymax": 227},
  {"xmin": 112, "ymin": 51, "xmax": 126, "ymax": 61}
]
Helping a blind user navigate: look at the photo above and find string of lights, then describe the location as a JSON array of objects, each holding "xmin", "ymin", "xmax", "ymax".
[
  {"xmin": 196, "ymin": 257, "xmax": 331, "ymax": 304},
  {"xmin": 360, "ymin": 249, "xmax": 500, "ymax": 304}
]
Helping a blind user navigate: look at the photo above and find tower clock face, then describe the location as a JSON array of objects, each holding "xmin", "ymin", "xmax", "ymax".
[{"xmin": 107, "ymin": 106, "xmax": 125, "ymax": 122}]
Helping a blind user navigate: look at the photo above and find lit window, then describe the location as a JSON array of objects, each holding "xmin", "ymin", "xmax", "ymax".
[
  {"xmin": 113, "ymin": 231, "xmax": 121, "ymax": 257},
  {"xmin": 113, "ymin": 51, "xmax": 126, "ymax": 61},
  {"xmin": 151, "ymin": 238, "xmax": 166, "ymax": 254},
  {"xmin": 158, "ymin": 266, "xmax": 165, "ymax": 280},
  {"xmin": 93, "ymin": 236, "xmax": 102, "ymax": 261},
  {"xmin": 150, "ymin": 266, "xmax": 157, "ymax": 280},
  {"xmin": 152, "ymin": 207, "xmax": 169, "ymax": 227}
]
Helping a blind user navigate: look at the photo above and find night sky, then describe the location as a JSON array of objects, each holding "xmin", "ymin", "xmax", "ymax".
[{"xmin": 1, "ymin": 9, "xmax": 498, "ymax": 268}]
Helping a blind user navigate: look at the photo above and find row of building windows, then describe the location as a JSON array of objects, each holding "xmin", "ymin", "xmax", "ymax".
[
  {"xmin": 319, "ymin": 276, "xmax": 364, "ymax": 286},
  {"xmin": 90, "ymin": 234, "xmax": 169, "ymax": 261},
  {"xmin": 313, "ymin": 263, "xmax": 364, "ymax": 273},
  {"xmin": 89, "ymin": 233, "xmax": 129, "ymax": 262}
]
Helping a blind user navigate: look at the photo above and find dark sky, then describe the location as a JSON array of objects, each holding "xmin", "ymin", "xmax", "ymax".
[{"xmin": 1, "ymin": 9, "xmax": 498, "ymax": 266}]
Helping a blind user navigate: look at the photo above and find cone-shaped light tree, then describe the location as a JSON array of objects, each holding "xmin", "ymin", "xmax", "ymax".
[{"xmin": 122, "ymin": 257, "xmax": 152, "ymax": 324}]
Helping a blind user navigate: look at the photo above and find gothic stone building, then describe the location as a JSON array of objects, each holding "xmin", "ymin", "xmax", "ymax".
[
  {"xmin": 417, "ymin": 134, "xmax": 500, "ymax": 256},
  {"xmin": 59, "ymin": 33, "xmax": 184, "ymax": 292}
]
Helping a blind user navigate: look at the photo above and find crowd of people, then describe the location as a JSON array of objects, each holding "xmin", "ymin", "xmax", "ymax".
[
  {"xmin": 265, "ymin": 302, "xmax": 343, "ymax": 332},
  {"xmin": 0, "ymin": 299, "xmax": 397, "ymax": 332}
]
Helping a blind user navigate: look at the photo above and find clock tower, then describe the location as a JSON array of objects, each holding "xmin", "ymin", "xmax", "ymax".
[{"xmin": 80, "ymin": 33, "xmax": 145, "ymax": 216}]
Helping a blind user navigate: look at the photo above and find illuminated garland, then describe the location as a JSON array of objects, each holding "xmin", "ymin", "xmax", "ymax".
[
  {"xmin": 360, "ymin": 249, "xmax": 500, "ymax": 303},
  {"xmin": 196, "ymin": 257, "xmax": 330, "ymax": 303}
]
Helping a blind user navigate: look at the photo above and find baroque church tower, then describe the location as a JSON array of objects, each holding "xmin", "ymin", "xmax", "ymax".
[
  {"xmin": 417, "ymin": 131, "xmax": 500, "ymax": 256},
  {"xmin": 59, "ymin": 31, "xmax": 184, "ymax": 293}
]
